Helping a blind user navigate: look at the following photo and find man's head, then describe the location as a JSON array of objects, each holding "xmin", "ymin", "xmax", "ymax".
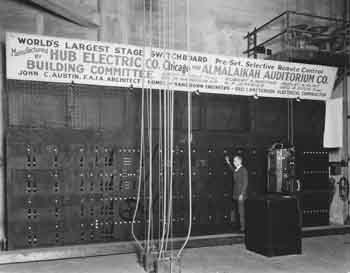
[{"xmin": 233, "ymin": 155, "xmax": 243, "ymax": 168}]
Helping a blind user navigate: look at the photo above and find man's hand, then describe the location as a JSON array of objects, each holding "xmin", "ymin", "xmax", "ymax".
[
  {"xmin": 238, "ymin": 194, "xmax": 243, "ymax": 201},
  {"xmin": 224, "ymin": 155, "xmax": 231, "ymax": 165}
]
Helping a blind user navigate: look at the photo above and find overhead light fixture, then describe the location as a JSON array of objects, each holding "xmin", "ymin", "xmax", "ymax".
[
  {"xmin": 194, "ymin": 89, "xmax": 200, "ymax": 96},
  {"xmin": 296, "ymin": 96, "xmax": 301, "ymax": 102},
  {"xmin": 253, "ymin": 93, "xmax": 259, "ymax": 100}
]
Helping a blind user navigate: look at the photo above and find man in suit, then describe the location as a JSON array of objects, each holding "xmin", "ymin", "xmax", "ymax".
[{"xmin": 225, "ymin": 154, "xmax": 248, "ymax": 232}]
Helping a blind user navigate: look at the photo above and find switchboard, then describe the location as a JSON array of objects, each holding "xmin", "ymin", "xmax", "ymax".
[
  {"xmin": 6, "ymin": 132, "xmax": 148, "ymax": 249},
  {"xmin": 8, "ymin": 129, "xmax": 267, "ymax": 248},
  {"xmin": 296, "ymin": 150, "xmax": 329, "ymax": 191},
  {"xmin": 301, "ymin": 191, "xmax": 330, "ymax": 227},
  {"xmin": 5, "ymin": 80, "xmax": 327, "ymax": 249}
]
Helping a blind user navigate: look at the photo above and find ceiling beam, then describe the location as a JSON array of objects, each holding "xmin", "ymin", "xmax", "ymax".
[{"xmin": 26, "ymin": 0, "xmax": 100, "ymax": 28}]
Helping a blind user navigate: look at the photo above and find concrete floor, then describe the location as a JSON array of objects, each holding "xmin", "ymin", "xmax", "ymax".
[{"xmin": 0, "ymin": 235, "xmax": 349, "ymax": 273}]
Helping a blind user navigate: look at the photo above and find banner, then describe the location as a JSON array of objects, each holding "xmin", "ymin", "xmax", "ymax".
[{"xmin": 6, "ymin": 32, "xmax": 338, "ymax": 100}]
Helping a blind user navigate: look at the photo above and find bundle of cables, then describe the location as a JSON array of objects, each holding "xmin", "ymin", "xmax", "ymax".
[{"xmin": 130, "ymin": 0, "xmax": 193, "ymax": 270}]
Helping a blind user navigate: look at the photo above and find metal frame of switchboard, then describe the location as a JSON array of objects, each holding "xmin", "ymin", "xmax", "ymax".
[{"xmin": 244, "ymin": 9, "xmax": 350, "ymax": 224}]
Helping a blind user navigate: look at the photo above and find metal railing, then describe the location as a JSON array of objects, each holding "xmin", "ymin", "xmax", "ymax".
[{"xmin": 243, "ymin": 10, "xmax": 349, "ymax": 58}]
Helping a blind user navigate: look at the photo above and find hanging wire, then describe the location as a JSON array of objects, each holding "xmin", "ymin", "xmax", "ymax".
[
  {"xmin": 170, "ymin": 0, "xmax": 176, "ymax": 255},
  {"xmin": 177, "ymin": 0, "xmax": 192, "ymax": 258},
  {"xmin": 157, "ymin": 0, "xmax": 163, "ymax": 248},
  {"xmin": 164, "ymin": 0, "xmax": 175, "ymax": 254},
  {"xmin": 135, "ymin": 0, "xmax": 191, "ymax": 260},
  {"xmin": 146, "ymin": 83, "xmax": 151, "ymax": 250},
  {"xmin": 131, "ymin": 0, "xmax": 148, "ymax": 252},
  {"xmin": 164, "ymin": 0, "xmax": 171, "ymax": 252},
  {"xmin": 146, "ymin": 0, "xmax": 154, "ymax": 253},
  {"xmin": 158, "ymin": 73, "xmax": 167, "ymax": 258},
  {"xmin": 131, "ymin": 68, "xmax": 145, "ymax": 249},
  {"xmin": 158, "ymin": 0, "xmax": 168, "ymax": 258}
]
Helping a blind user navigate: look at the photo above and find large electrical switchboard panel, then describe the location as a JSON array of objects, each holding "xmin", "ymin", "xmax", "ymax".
[
  {"xmin": 6, "ymin": 130, "xmax": 146, "ymax": 249},
  {"xmin": 296, "ymin": 150, "xmax": 331, "ymax": 227},
  {"xmin": 6, "ymin": 128, "xmax": 264, "ymax": 249},
  {"xmin": 4, "ymin": 80, "xmax": 329, "ymax": 249}
]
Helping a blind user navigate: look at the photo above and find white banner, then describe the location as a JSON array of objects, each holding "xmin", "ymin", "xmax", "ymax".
[{"xmin": 6, "ymin": 32, "xmax": 338, "ymax": 100}]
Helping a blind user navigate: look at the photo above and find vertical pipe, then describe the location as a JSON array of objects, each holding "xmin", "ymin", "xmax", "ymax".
[
  {"xmin": 343, "ymin": 0, "xmax": 350, "ymax": 222},
  {"xmin": 290, "ymin": 99, "xmax": 294, "ymax": 146},
  {"xmin": 0, "ymin": 44, "xmax": 6, "ymax": 248},
  {"xmin": 285, "ymin": 11, "xmax": 290, "ymax": 53},
  {"xmin": 344, "ymin": 67, "xmax": 348, "ymax": 179},
  {"xmin": 286, "ymin": 11, "xmax": 294, "ymax": 147},
  {"xmin": 246, "ymin": 32, "xmax": 250, "ymax": 58},
  {"xmin": 287, "ymin": 99, "xmax": 290, "ymax": 145},
  {"xmin": 253, "ymin": 28, "xmax": 257, "ymax": 59},
  {"xmin": 343, "ymin": 0, "xmax": 349, "ymax": 180},
  {"xmin": 35, "ymin": 13, "xmax": 44, "ymax": 35},
  {"xmin": 96, "ymin": 0, "xmax": 102, "ymax": 41}
]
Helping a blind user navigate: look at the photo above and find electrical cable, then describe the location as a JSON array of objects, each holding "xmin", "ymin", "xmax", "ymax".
[
  {"xmin": 177, "ymin": 0, "xmax": 192, "ymax": 258},
  {"xmin": 146, "ymin": 0, "xmax": 154, "ymax": 253},
  {"xmin": 170, "ymin": 0, "xmax": 175, "ymax": 255},
  {"xmin": 164, "ymin": 87, "xmax": 172, "ymax": 253},
  {"xmin": 157, "ymin": 0, "xmax": 163, "ymax": 250},
  {"xmin": 131, "ymin": 69, "xmax": 145, "ymax": 251},
  {"xmin": 163, "ymin": 0, "xmax": 175, "ymax": 255},
  {"xmin": 146, "ymin": 88, "xmax": 151, "ymax": 251},
  {"xmin": 158, "ymin": 76, "xmax": 167, "ymax": 258},
  {"xmin": 164, "ymin": 0, "xmax": 175, "ymax": 253},
  {"xmin": 158, "ymin": 0, "xmax": 168, "ymax": 258},
  {"xmin": 166, "ymin": 89, "xmax": 174, "ymax": 253},
  {"xmin": 164, "ymin": 0, "xmax": 171, "ymax": 251},
  {"xmin": 131, "ymin": 0, "xmax": 148, "ymax": 251}
]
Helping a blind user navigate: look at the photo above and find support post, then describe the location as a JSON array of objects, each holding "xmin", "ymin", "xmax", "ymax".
[
  {"xmin": 343, "ymin": 0, "xmax": 350, "ymax": 223},
  {"xmin": 344, "ymin": 71, "xmax": 349, "ymax": 178},
  {"xmin": 343, "ymin": 0, "xmax": 349, "ymax": 180},
  {"xmin": 0, "ymin": 43, "xmax": 6, "ymax": 249}
]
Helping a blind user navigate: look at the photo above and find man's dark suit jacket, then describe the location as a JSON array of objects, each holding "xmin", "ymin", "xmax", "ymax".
[{"xmin": 233, "ymin": 166, "xmax": 248, "ymax": 200}]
